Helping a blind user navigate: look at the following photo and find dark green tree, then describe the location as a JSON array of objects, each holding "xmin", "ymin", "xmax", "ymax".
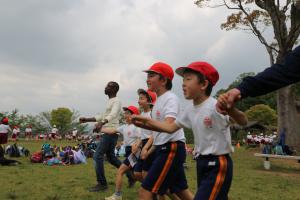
[{"xmin": 245, "ymin": 104, "xmax": 277, "ymax": 126}]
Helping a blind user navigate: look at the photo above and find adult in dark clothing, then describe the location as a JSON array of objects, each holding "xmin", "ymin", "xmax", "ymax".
[
  {"xmin": 80, "ymin": 81, "xmax": 135, "ymax": 192},
  {"xmin": 217, "ymin": 45, "xmax": 300, "ymax": 112}
]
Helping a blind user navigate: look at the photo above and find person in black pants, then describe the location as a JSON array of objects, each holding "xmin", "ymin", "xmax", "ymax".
[{"xmin": 80, "ymin": 81, "xmax": 135, "ymax": 192}]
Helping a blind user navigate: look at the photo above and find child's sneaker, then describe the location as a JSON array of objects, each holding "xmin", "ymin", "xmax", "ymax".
[{"xmin": 105, "ymin": 194, "xmax": 122, "ymax": 200}]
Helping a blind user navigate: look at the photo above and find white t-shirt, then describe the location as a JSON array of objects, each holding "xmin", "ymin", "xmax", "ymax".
[
  {"xmin": 0, "ymin": 124, "xmax": 11, "ymax": 134},
  {"xmin": 12, "ymin": 128, "xmax": 18, "ymax": 135},
  {"xmin": 117, "ymin": 124, "xmax": 141, "ymax": 146},
  {"xmin": 52, "ymin": 128, "xmax": 58, "ymax": 134},
  {"xmin": 25, "ymin": 128, "xmax": 32, "ymax": 133},
  {"xmin": 175, "ymin": 97, "xmax": 232, "ymax": 156},
  {"xmin": 95, "ymin": 97, "xmax": 122, "ymax": 129},
  {"xmin": 72, "ymin": 130, "xmax": 78, "ymax": 137},
  {"xmin": 152, "ymin": 91, "xmax": 186, "ymax": 145},
  {"xmin": 140, "ymin": 111, "xmax": 153, "ymax": 140}
]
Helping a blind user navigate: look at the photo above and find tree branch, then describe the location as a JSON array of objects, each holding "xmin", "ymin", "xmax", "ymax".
[
  {"xmin": 237, "ymin": 0, "xmax": 278, "ymax": 55},
  {"xmin": 282, "ymin": 0, "xmax": 292, "ymax": 13},
  {"xmin": 286, "ymin": 4, "xmax": 300, "ymax": 49},
  {"xmin": 223, "ymin": 0, "xmax": 240, "ymax": 10}
]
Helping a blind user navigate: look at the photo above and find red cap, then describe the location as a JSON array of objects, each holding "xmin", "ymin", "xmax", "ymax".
[
  {"xmin": 137, "ymin": 89, "xmax": 157, "ymax": 105},
  {"xmin": 123, "ymin": 106, "xmax": 140, "ymax": 115},
  {"xmin": 144, "ymin": 62, "xmax": 174, "ymax": 81},
  {"xmin": 176, "ymin": 61, "xmax": 219, "ymax": 86},
  {"xmin": 2, "ymin": 117, "xmax": 8, "ymax": 124}
]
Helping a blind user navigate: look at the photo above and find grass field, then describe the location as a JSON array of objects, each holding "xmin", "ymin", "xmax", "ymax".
[{"xmin": 0, "ymin": 140, "xmax": 300, "ymax": 200}]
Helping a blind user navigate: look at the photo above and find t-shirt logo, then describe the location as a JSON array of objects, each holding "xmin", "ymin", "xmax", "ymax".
[
  {"xmin": 128, "ymin": 131, "xmax": 131, "ymax": 136},
  {"xmin": 156, "ymin": 110, "xmax": 161, "ymax": 119},
  {"xmin": 203, "ymin": 117, "xmax": 212, "ymax": 128}
]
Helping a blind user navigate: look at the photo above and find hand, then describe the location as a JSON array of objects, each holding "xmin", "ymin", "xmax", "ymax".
[
  {"xmin": 79, "ymin": 117, "xmax": 86, "ymax": 123},
  {"xmin": 93, "ymin": 122, "xmax": 103, "ymax": 133},
  {"xmin": 140, "ymin": 147, "xmax": 149, "ymax": 160},
  {"xmin": 131, "ymin": 143, "xmax": 139, "ymax": 154},
  {"xmin": 216, "ymin": 88, "xmax": 241, "ymax": 114},
  {"xmin": 131, "ymin": 115, "xmax": 148, "ymax": 127},
  {"xmin": 216, "ymin": 93, "xmax": 229, "ymax": 115}
]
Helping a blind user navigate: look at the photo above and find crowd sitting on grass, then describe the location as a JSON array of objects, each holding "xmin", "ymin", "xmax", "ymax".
[
  {"xmin": 30, "ymin": 143, "xmax": 89, "ymax": 166},
  {"xmin": 246, "ymin": 132, "xmax": 277, "ymax": 145}
]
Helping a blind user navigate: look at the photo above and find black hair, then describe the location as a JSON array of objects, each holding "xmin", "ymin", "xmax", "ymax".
[
  {"xmin": 158, "ymin": 74, "xmax": 172, "ymax": 90},
  {"xmin": 109, "ymin": 81, "xmax": 119, "ymax": 94},
  {"xmin": 139, "ymin": 92, "xmax": 154, "ymax": 109},
  {"xmin": 139, "ymin": 92, "xmax": 152, "ymax": 103},
  {"xmin": 183, "ymin": 68, "xmax": 213, "ymax": 96},
  {"xmin": 123, "ymin": 108, "xmax": 134, "ymax": 115}
]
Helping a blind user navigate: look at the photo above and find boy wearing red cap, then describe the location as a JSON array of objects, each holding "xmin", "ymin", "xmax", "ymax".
[
  {"xmin": 133, "ymin": 61, "xmax": 247, "ymax": 200},
  {"xmin": 133, "ymin": 89, "xmax": 156, "ymax": 182},
  {"xmin": 102, "ymin": 106, "xmax": 141, "ymax": 200},
  {"xmin": 136, "ymin": 62, "xmax": 194, "ymax": 200}
]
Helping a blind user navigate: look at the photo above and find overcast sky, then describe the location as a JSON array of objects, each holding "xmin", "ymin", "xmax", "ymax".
[{"xmin": 0, "ymin": 0, "xmax": 271, "ymax": 117}]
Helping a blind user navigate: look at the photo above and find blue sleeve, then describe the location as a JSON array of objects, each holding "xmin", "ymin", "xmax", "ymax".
[{"xmin": 237, "ymin": 45, "xmax": 300, "ymax": 98}]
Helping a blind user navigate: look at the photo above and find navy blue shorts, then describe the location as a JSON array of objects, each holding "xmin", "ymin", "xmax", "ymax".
[
  {"xmin": 134, "ymin": 139, "xmax": 155, "ymax": 172},
  {"xmin": 122, "ymin": 146, "xmax": 132, "ymax": 166},
  {"xmin": 194, "ymin": 154, "xmax": 233, "ymax": 200},
  {"xmin": 141, "ymin": 141, "xmax": 188, "ymax": 195}
]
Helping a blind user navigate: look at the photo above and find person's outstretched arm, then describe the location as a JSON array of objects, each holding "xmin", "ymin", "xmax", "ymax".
[
  {"xmin": 216, "ymin": 46, "xmax": 300, "ymax": 113},
  {"xmin": 237, "ymin": 45, "xmax": 300, "ymax": 98},
  {"xmin": 100, "ymin": 127, "xmax": 118, "ymax": 135},
  {"xmin": 132, "ymin": 115, "xmax": 180, "ymax": 134}
]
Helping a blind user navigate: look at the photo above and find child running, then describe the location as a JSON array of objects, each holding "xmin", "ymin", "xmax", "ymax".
[
  {"xmin": 133, "ymin": 61, "xmax": 248, "ymax": 200},
  {"xmin": 133, "ymin": 89, "xmax": 156, "ymax": 182},
  {"xmin": 103, "ymin": 105, "xmax": 141, "ymax": 200},
  {"xmin": 135, "ymin": 62, "xmax": 194, "ymax": 200}
]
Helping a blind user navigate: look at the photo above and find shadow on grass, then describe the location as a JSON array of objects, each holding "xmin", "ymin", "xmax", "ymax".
[
  {"xmin": 44, "ymin": 194, "xmax": 60, "ymax": 200},
  {"xmin": 6, "ymin": 191, "xmax": 17, "ymax": 200},
  {"xmin": 253, "ymin": 163, "xmax": 300, "ymax": 175}
]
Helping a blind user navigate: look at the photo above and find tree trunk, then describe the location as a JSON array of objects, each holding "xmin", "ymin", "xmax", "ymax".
[{"xmin": 277, "ymin": 86, "xmax": 300, "ymax": 150}]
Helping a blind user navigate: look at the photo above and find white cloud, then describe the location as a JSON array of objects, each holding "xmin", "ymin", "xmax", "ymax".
[{"xmin": 0, "ymin": 0, "xmax": 272, "ymax": 116}]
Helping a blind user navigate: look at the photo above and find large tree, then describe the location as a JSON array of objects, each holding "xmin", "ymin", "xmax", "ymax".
[{"xmin": 195, "ymin": 0, "xmax": 300, "ymax": 148}]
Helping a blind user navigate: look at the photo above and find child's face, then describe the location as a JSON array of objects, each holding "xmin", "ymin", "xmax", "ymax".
[
  {"xmin": 182, "ymin": 72, "xmax": 207, "ymax": 100},
  {"xmin": 146, "ymin": 72, "xmax": 163, "ymax": 92},
  {"xmin": 138, "ymin": 94, "xmax": 150, "ymax": 109},
  {"xmin": 124, "ymin": 110, "xmax": 133, "ymax": 123}
]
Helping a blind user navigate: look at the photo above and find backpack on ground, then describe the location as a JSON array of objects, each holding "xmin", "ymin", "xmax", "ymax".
[
  {"xmin": 30, "ymin": 151, "xmax": 43, "ymax": 163},
  {"xmin": 7, "ymin": 144, "xmax": 20, "ymax": 157}
]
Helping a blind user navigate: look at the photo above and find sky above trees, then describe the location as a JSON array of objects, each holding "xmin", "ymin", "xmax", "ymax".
[{"xmin": 0, "ymin": 0, "xmax": 271, "ymax": 116}]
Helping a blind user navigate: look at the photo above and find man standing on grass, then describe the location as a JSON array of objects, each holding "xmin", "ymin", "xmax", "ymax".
[{"xmin": 80, "ymin": 81, "xmax": 135, "ymax": 192}]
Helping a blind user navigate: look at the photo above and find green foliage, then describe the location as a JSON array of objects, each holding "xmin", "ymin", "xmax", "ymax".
[
  {"xmin": 1, "ymin": 141, "xmax": 300, "ymax": 200},
  {"xmin": 0, "ymin": 109, "xmax": 49, "ymax": 134},
  {"xmin": 51, "ymin": 108, "xmax": 73, "ymax": 135},
  {"xmin": 245, "ymin": 104, "xmax": 277, "ymax": 126},
  {"xmin": 1, "ymin": 108, "xmax": 87, "ymax": 136}
]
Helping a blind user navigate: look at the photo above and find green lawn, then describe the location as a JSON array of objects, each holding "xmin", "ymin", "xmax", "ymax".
[{"xmin": 1, "ymin": 140, "xmax": 300, "ymax": 200}]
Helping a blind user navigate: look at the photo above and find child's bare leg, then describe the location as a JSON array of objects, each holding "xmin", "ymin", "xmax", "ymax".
[
  {"xmin": 115, "ymin": 164, "xmax": 130, "ymax": 192},
  {"xmin": 176, "ymin": 189, "xmax": 194, "ymax": 200},
  {"xmin": 139, "ymin": 187, "xmax": 153, "ymax": 200}
]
